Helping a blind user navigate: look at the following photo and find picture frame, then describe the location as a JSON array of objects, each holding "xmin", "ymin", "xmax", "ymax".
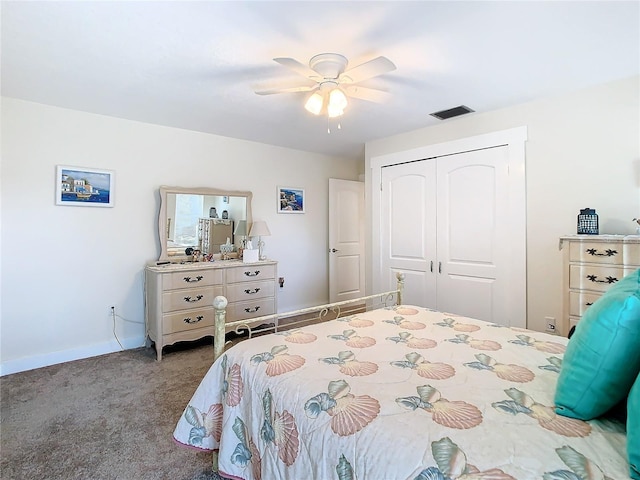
[
  {"xmin": 55, "ymin": 165, "xmax": 115, "ymax": 207},
  {"xmin": 278, "ymin": 186, "xmax": 305, "ymax": 214}
]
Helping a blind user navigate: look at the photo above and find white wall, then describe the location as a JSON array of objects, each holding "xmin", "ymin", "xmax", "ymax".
[
  {"xmin": 0, "ymin": 98, "xmax": 361, "ymax": 374},
  {"xmin": 365, "ymin": 75, "xmax": 640, "ymax": 334}
]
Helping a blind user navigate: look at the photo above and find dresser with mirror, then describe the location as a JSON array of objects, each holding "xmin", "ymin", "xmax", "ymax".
[{"xmin": 145, "ymin": 186, "xmax": 277, "ymax": 360}]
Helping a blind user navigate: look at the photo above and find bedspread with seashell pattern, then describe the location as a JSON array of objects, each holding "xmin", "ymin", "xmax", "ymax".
[{"xmin": 173, "ymin": 306, "xmax": 628, "ymax": 480}]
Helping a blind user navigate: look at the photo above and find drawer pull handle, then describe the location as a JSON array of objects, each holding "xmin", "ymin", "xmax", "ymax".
[
  {"xmin": 183, "ymin": 295, "xmax": 204, "ymax": 303},
  {"xmin": 244, "ymin": 270, "xmax": 261, "ymax": 277},
  {"xmin": 586, "ymin": 274, "xmax": 618, "ymax": 285},
  {"xmin": 244, "ymin": 288, "xmax": 261, "ymax": 295},
  {"xmin": 244, "ymin": 306, "xmax": 261, "ymax": 313},
  {"xmin": 183, "ymin": 275, "xmax": 204, "ymax": 283},
  {"xmin": 585, "ymin": 248, "xmax": 618, "ymax": 257},
  {"xmin": 183, "ymin": 316, "xmax": 203, "ymax": 324}
]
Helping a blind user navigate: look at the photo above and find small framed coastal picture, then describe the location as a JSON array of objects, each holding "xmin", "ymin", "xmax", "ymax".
[
  {"xmin": 278, "ymin": 186, "xmax": 304, "ymax": 214},
  {"xmin": 55, "ymin": 165, "xmax": 115, "ymax": 207}
]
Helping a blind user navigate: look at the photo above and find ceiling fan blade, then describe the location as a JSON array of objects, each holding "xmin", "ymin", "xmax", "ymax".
[
  {"xmin": 273, "ymin": 57, "xmax": 322, "ymax": 80},
  {"xmin": 255, "ymin": 85, "xmax": 317, "ymax": 95},
  {"xmin": 339, "ymin": 56, "xmax": 396, "ymax": 84},
  {"xmin": 343, "ymin": 85, "xmax": 391, "ymax": 103}
]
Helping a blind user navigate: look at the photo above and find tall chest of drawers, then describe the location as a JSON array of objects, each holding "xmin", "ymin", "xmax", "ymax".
[
  {"xmin": 560, "ymin": 235, "xmax": 639, "ymax": 336},
  {"xmin": 145, "ymin": 260, "xmax": 277, "ymax": 360}
]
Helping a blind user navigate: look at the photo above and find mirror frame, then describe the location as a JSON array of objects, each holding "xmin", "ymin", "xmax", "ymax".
[{"xmin": 158, "ymin": 185, "xmax": 253, "ymax": 262}]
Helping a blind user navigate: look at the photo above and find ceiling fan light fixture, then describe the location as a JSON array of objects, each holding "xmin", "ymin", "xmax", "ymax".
[
  {"xmin": 304, "ymin": 91, "xmax": 324, "ymax": 115},
  {"xmin": 327, "ymin": 104, "xmax": 344, "ymax": 118},
  {"xmin": 324, "ymin": 86, "xmax": 347, "ymax": 117},
  {"xmin": 329, "ymin": 88, "xmax": 348, "ymax": 111}
]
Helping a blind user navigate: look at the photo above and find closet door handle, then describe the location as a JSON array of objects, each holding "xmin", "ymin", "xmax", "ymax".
[
  {"xmin": 430, "ymin": 261, "xmax": 433, "ymax": 273},
  {"xmin": 438, "ymin": 262, "xmax": 442, "ymax": 274}
]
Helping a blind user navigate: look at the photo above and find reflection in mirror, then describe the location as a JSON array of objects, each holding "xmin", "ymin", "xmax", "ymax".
[{"xmin": 158, "ymin": 186, "xmax": 252, "ymax": 262}]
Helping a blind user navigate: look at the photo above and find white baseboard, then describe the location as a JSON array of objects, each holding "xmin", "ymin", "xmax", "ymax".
[{"xmin": 0, "ymin": 335, "xmax": 147, "ymax": 377}]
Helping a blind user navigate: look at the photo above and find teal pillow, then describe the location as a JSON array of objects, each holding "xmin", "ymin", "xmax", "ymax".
[
  {"xmin": 630, "ymin": 373, "xmax": 640, "ymax": 480},
  {"xmin": 555, "ymin": 269, "xmax": 640, "ymax": 420}
]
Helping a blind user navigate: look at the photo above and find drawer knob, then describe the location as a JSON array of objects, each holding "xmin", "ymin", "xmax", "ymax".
[
  {"xmin": 244, "ymin": 270, "xmax": 260, "ymax": 277},
  {"xmin": 244, "ymin": 306, "xmax": 261, "ymax": 313},
  {"xmin": 183, "ymin": 295, "xmax": 204, "ymax": 303},
  {"xmin": 183, "ymin": 275, "xmax": 204, "ymax": 283},
  {"xmin": 244, "ymin": 288, "xmax": 261, "ymax": 295},
  {"xmin": 585, "ymin": 248, "xmax": 618, "ymax": 257},
  {"xmin": 586, "ymin": 274, "xmax": 618, "ymax": 285},
  {"xmin": 183, "ymin": 316, "xmax": 203, "ymax": 324}
]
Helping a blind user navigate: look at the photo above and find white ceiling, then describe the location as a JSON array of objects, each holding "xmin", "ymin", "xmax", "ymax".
[{"xmin": 2, "ymin": 1, "xmax": 639, "ymax": 159}]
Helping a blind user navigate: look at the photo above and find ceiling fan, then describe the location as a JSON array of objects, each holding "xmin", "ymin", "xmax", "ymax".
[{"xmin": 255, "ymin": 53, "xmax": 396, "ymax": 118}]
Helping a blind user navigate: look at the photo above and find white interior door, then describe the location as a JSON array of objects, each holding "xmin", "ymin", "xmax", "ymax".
[
  {"xmin": 329, "ymin": 179, "xmax": 365, "ymax": 303},
  {"xmin": 436, "ymin": 146, "xmax": 510, "ymax": 323},
  {"xmin": 380, "ymin": 161, "xmax": 437, "ymax": 308}
]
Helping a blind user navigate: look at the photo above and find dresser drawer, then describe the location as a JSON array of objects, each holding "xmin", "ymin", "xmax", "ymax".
[
  {"xmin": 569, "ymin": 316, "xmax": 580, "ymax": 331},
  {"xmin": 227, "ymin": 264, "xmax": 276, "ymax": 283},
  {"xmin": 163, "ymin": 307, "xmax": 215, "ymax": 334},
  {"xmin": 164, "ymin": 268, "xmax": 223, "ymax": 290},
  {"xmin": 569, "ymin": 264, "xmax": 625, "ymax": 293},
  {"xmin": 162, "ymin": 285, "xmax": 223, "ymax": 313},
  {"xmin": 227, "ymin": 298, "xmax": 276, "ymax": 322},
  {"xmin": 226, "ymin": 280, "xmax": 275, "ymax": 303},
  {"xmin": 569, "ymin": 290, "xmax": 601, "ymax": 317},
  {"xmin": 624, "ymin": 245, "xmax": 640, "ymax": 267},
  {"xmin": 569, "ymin": 241, "xmax": 623, "ymax": 265}
]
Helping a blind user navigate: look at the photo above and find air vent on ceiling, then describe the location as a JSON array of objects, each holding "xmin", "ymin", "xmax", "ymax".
[{"xmin": 430, "ymin": 105, "xmax": 475, "ymax": 120}]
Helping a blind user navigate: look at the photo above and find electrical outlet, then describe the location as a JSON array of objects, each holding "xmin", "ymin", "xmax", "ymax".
[{"xmin": 545, "ymin": 316, "xmax": 556, "ymax": 333}]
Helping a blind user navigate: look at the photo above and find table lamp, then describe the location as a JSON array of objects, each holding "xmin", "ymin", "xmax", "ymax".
[{"xmin": 249, "ymin": 220, "xmax": 271, "ymax": 261}]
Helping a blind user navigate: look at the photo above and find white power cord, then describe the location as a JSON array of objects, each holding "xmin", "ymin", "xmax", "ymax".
[
  {"xmin": 111, "ymin": 306, "xmax": 124, "ymax": 350},
  {"xmin": 111, "ymin": 306, "xmax": 145, "ymax": 350}
]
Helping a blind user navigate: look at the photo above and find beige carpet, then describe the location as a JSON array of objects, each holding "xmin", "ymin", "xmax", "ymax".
[{"xmin": 1, "ymin": 341, "xmax": 225, "ymax": 480}]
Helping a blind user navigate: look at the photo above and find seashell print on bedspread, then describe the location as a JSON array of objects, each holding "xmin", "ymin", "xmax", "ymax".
[{"xmin": 173, "ymin": 305, "xmax": 629, "ymax": 480}]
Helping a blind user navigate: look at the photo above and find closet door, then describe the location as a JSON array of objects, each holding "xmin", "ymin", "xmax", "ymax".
[
  {"xmin": 436, "ymin": 146, "xmax": 510, "ymax": 323},
  {"xmin": 380, "ymin": 160, "xmax": 437, "ymax": 308},
  {"xmin": 379, "ymin": 145, "xmax": 513, "ymax": 325}
]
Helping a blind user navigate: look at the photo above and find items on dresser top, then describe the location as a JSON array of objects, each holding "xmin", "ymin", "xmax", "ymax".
[
  {"xmin": 144, "ymin": 260, "xmax": 277, "ymax": 360},
  {"xmin": 559, "ymin": 234, "xmax": 640, "ymax": 336},
  {"xmin": 576, "ymin": 207, "xmax": 599, "ymax": 235}
]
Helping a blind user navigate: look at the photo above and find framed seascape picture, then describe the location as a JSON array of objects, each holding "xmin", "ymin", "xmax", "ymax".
[
  {"xmin": 278, "ymin": 186, "xmax": 305, "ymax": 214},
  {"xmin": 55, "ymin": 165, "xmax": 115, "ymax": 207}
]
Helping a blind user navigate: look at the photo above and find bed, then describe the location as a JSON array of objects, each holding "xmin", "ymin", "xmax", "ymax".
[{"xmin": 173, "ymin": 273, "xmax": 632, "ymax": 480}]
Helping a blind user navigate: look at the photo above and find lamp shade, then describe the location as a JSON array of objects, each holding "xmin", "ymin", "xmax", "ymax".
[
  {"xmin": 233, "ymin": 220, "xmax": 247, "ymax": 236},
  {"xmin": 329, "ymin": 88, "xmax": 347, "ymax": 109},
  {"xmin": 304, "ymin": 91, "xmax": 324, "ymax": 115},
  {"xmin": 249, "ymin": 221, "xmax": 271, "ymax": 237}
]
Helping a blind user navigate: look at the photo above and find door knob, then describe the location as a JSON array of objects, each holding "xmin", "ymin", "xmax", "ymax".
[{"xmin": 330, "ymin": 248, "xmax": 339, "ymax": 253}]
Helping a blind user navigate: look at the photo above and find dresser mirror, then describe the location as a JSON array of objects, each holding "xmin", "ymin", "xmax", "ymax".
[{"xmin": 158, "ymin": 185, "xmax": 252, "ymax": 262}]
